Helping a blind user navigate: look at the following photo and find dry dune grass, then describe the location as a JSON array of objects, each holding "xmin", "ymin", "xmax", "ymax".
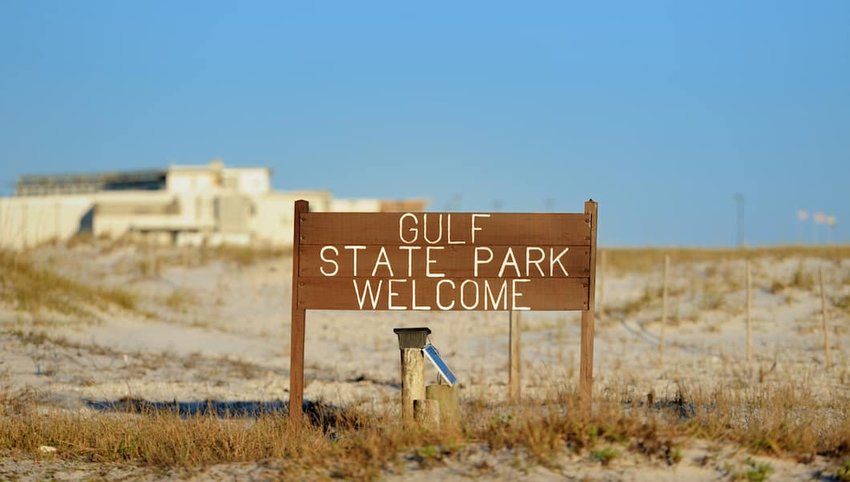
[
  {"xmin": 0, "ymin": 249, "xmax": 136, "ymax": 317},
  {"xmin": 602, "ymin": 245, "xmax": 850, "ymax": 273},
  {"xmin": 1, "ymin": 381, "xmax": 849, "ymax": 480},
  {"xmin": 197, "ymin": 244, "xmax": 292, "ymax": 267},
  {"xmin": 0, "ymin": 241, "xmax": 288, "ymax": 316},
  {"xmin": 58, "ymin": 234, "xmax": 291, "ymax": 270}
]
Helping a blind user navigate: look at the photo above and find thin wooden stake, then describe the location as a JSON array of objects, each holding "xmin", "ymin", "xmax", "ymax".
[
  {"xmin": 509, "ymin": 310, "xmax": 521, "ymax": 403},
  {"xmin": 556, "ymin": 315, "xmax": 564, "ymax": 364},
  {"xmin": 659, "ymin": 254, "xmax": 669, "ymax": 360},
  {"xmin": 819, "ymin": 267, "xmax": 832, "ymax": 369},
  {"xmin": 598, "ymin": 250, "xmax": 606, "ymax": 323},
  {"xmin": 746, "ymin": 258, "xmax": 752, "ymax": 363}
]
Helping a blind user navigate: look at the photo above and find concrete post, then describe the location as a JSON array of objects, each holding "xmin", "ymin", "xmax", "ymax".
[
  {"xmin": 426, "ymin": 384, "xmax": 459, "ymax": 428},
  {"xmin": 393, "ymin": 327, "xmax": 431, "ymax": 421},
  {"xmin": 414, "ymin": 399, "xmax": 440, "ymax": 427}
]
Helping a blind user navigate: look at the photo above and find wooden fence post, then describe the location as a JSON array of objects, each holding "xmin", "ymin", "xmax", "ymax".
[
  {"xmin": 659, "ymin": 254, "xmax": 669, "ymax": 360},
  {"xmin": 579, "ymin": 200, "xmax": 598, "ymax": 416},
  {"xmin": 289, "ymin": 200, "xmax": 308, "ymax": 424},
  {"xmin": 746, "ymin": 258, "xmax": 752, "ymax": 363},
  {"xmin": 819, "ymin": 267, "xmax": 832, "ymax": 369},
  {"xmin": 509, "ymin": 310, "xmax": 521, "ymax": 402}
]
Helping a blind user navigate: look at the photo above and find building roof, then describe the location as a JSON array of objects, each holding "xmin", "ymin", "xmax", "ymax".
[{"xmin": 16, "ymin": 169, "xmax": 168, "ymax": 196}]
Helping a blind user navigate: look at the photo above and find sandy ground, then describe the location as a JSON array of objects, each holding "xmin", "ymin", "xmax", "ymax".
[
  {"xmin": 0, "ymin": 447, "xmax": 840, "ymax": 481},
  {"xmin": 1, "ymin": 243, "xmax": 849, "ymax": 480}
]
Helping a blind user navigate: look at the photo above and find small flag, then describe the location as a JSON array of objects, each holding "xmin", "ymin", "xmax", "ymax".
[
  {"xmin": 814, "ymin": 212, "xmax": 827, "ymax": 224},
  {"xmin": 797, "ymin": 209, "xmax": 810, "ymax": 221}
]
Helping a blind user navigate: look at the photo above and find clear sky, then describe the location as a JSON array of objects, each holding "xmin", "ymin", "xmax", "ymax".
[{"xmin": 1, "ymin": 1, "xmax": 848, "ymax": 246}]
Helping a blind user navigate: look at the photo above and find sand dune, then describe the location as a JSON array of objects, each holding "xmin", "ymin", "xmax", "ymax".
[{"xmin": 1, "ymin": 242, "xmax": 848, "ymax": 480}]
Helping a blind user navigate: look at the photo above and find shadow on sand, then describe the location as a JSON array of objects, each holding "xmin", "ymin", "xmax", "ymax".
[{"xmin": 84, "ymin": 398, "xmax": 349, "ymax": 429}]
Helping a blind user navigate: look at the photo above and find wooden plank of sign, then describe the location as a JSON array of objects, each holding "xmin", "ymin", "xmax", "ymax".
[
  {"xmin": 298, "ymin": 245, "xmax": 590, "ymax": 279},
  {"xmin": 299, "ymin": 212, "xmax": 592, "ymax": 246},
  {"xmin": 297, "ymin": 277, "xmax": 590, "ymax": 311}
]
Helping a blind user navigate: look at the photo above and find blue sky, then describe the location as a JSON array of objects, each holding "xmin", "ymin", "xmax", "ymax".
[{"xmin": 1, "ymin": 1, "xmax": 848, "ymax": 246}]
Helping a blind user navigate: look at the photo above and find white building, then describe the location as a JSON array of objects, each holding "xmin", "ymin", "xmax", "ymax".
[{"xmin": 0, "ymin": 161, "xmax": 426, "ymax": 250}]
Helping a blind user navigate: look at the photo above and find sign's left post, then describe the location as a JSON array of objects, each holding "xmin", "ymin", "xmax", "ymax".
[{"xmin": 289, "ymin": 200, "xmax": 309, "ymax": 424}]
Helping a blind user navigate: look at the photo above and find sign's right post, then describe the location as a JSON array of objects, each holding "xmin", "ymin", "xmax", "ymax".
[{"xmin": 579, "ymin": 199, "xmax": 598, "ymax": 417}]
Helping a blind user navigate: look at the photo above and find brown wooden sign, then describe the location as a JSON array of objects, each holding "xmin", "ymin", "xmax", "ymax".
[{"xmin": 289, "ymin": 200, "xmax": 599, "ymax": 422}]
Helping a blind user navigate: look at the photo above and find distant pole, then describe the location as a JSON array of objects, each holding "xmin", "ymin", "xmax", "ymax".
[
  {"xmin": 22, "ymin": 202, "xmax": 29, "ymax": 249},
  {"xmin": 827, "ymin": 216, "xmax": 838, "ymax": 246},
  {"xmin": 819, "ymin": 268, "xmax": 832, "ymax": 369},
  {"xmin": 735, "ymin": 193, "xmax": 745, "ymax": 248},
  {"xmin": 796, "ymin": 209, "xmax": 810, "ymax": 244},
  {"xmin": 811, "ymin": 212, "xmax": 818, "ymax": 244},
  {"xmin": 746, "ymin": 258, "xmax": 752, "ymax": 363},
  {"xmin": 659, "ymin": 254, "xmax": 669, "ymax": 360},
  {"xmin": 54, "ymin": 199, "xmax": 60, "ymax": 241},
  {"xmin": 544, "ymin": 198, "xmax": 554, "ymax": 212}
]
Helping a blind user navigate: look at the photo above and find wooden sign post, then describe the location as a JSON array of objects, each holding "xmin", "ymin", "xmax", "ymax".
[{"xmin": 289, "ymin": 200, "xmax": 599, "ymax": 422}]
